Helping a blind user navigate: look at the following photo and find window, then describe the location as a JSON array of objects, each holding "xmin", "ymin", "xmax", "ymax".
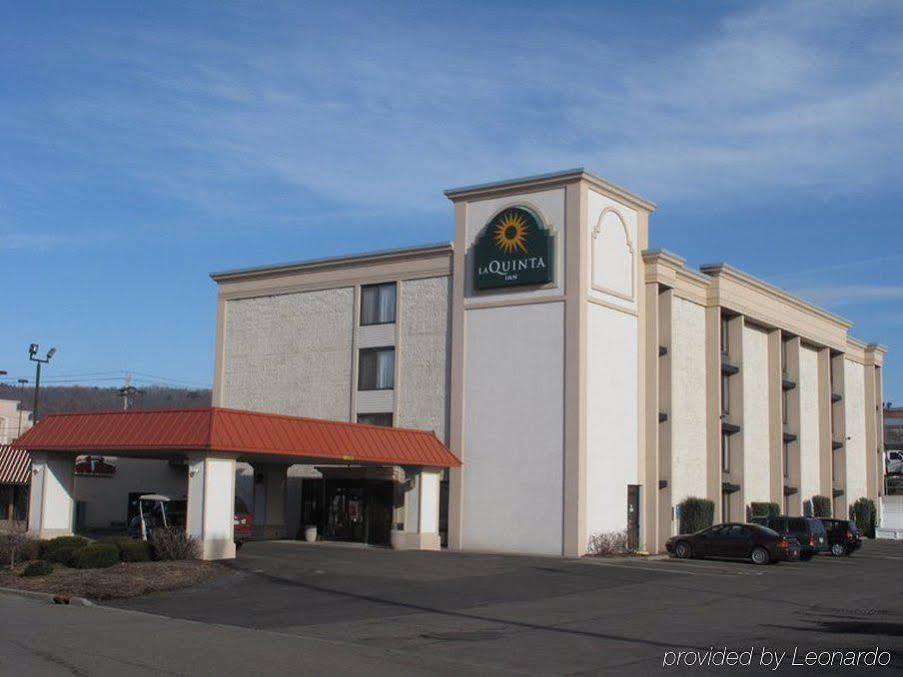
[
  {"xmin": 720, "ymin": 316, "xmax": 730, "ymax": 357},
  {"xmin": 360, "ymin": 283, "xmax": 396, "ymax": 325},
  {"xmin": 357, "ymin": 412, "xmax": 393, "ymax": 427},
  {"xmin": 782, "ymin": 389, "xmax": 790, "ymax": 425},
  {"xmin": 0, "ymin": 485, "xmax": 10, "ymax": 520},
  {"xmin": 721, "ymin": 374, "xmax": 730, "ymax": 414},
  {"xmin": 721, "ymin": 433, "xmax": 730, "ymax": 472},
  {"xmin": 722, "ymin": 492, "xmax": 730, "ymax": 522},
  {"xmin": 783, "ymin": 441, "xmax": 790, "ymax": 478},
  {"xmin": 358, "ymin": 347, "xmax": 395, "ymax": 390},
  {"xmin": 13, "ymin": 486, "xmax": 27, "ymax": 521},
  {"xmin": 781, "ymin": 340, "xmax": 789, "ymax": 376}
]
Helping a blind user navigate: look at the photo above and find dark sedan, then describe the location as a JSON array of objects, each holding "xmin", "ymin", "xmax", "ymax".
[{"xmin": 666, "ymin": 523, "xmax": 800, "ymax": 565}]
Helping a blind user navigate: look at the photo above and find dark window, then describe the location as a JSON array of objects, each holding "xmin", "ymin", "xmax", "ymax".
[
  {"xmin": 13, "ymin": 486, "xmax": 27, "ymax": 520},
  {"xmin": 721, "ymin": 374, "xmax": 730, "ymax": 414},
  {"xmin": 788, "ymin": 518, "xmax": 806, "ymax": 532},
  {"xmin": 721, "ymin": 492, "xmax": 730, "ymax": 521},
  {"xmin": 783, "ymin": 441, "xmax": 790, "ymax": 478},
  {"xmin": 358, "ymin": 348, "xmax": 395, "ymax": 390},
  {"xmin": 781, "ymin": 340, "xmax": 789, "ymax": 376},
  {"xmin": 721, "ymin": 433, "xmax": 730, "ymax": 472},
  {"xmin": 357, "ymin": 413, "xmax": 393, "ymax": 427},
  {"xmin": 720, "ymin": 317, "xmax": 730, "ymax": 357},
  {"xmin": 0, "ymin": 485, "xmax": 10, "ymax": 520},
  {"xmin": 360, "ymin": 283, "xmax": 396, "ymax": 325},
  {"xmin": 782, "ymin": 389, "xmax": 790, "ymax": 424}
]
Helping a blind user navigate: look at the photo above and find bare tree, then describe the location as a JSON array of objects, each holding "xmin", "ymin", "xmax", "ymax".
[{"xmin": 1, "ymin": 520, "xmax": 30, "ymax": 570}]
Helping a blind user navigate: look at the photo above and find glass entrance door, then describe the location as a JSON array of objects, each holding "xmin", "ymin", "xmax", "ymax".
[
  {"xmin": 325, "ymin": 484, "xmax": 366, "ymax": 542},
  {"xmin": 320, "ymin": 479, "xmax": 393, "ymax": 545}
]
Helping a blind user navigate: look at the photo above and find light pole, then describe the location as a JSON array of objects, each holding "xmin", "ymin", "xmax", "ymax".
[
  {"xmin": 28, "ymin": 344, "xmax": 56, "ymax": 422},
  {"xmin": 17, "ymin": 379, "xmax": 29, "ymax": 436}
]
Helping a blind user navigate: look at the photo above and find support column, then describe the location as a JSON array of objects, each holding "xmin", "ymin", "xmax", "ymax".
[
  {"xmin": 187, "ymin": 452, "xmax": 237, "ymax": 560},
  {"xmin": 391, "ymin": 466, "xmax": 441, "ymax": 550},
  {"xmin": 27, "ymin": 451, "xmax": 75, "ymax": 539},
  {"xmin": 251, "ymin": 463, "xmax": 287, "ymax": 540}
]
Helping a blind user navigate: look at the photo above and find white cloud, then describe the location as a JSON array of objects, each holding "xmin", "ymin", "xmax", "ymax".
[{"xmin": 7, "ymin": 1, "xmax": 903, "ymax": 217}]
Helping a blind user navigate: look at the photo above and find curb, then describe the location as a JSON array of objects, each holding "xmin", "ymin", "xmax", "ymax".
[{"xmin": 0, "ymin": 586, "xmax": 94, "ymax": 607}]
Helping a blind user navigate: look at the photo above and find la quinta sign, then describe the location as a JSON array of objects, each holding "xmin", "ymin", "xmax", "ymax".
[{"xmin": 473, "ymin": 207, "xmax": 553, "ymax": 290}]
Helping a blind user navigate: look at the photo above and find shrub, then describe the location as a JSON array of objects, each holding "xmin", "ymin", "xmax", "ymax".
[
  {"xmin": 22, "ymin": 560, "xmax": 54, "ymax": 577},
  {"xmin": 42, "ymin": 536, "xmax": 89, "ymax": 556},
  {"xmin": 803, "ymin": 500, "xmax": 813, "ymax": 517},
  {"xmin": 0, "ymin": 528, "xmax": 41, "ymax": 568},
  {"xmin": 812, "ymin": 495, "xmax": 832, "ymax": 518},
  {"xmin": 119, "ymin": 540, "xmax": 152, "ymax": 562},
  {"xmin": 45, "ymin": 546, "xmax": 81, "ymax": 566},
  {"xmin": 70, "ymin": 543, "xmax": 120, "ymax": 569},
  {"xmin": 850, "ymin": 497, "xmax": 877, "ymax": 538},
  {"xmin": 150, "ymin": 527, "xmax": 200, "ymax": 561},
  {"xmin": 678, "ymin": 497, "xmax": 715, "ymax": 534},
  {"xmin": 587, "ymin": 530, "xmax": 631, "ymax": 557},
  {"xmin": 749, "ymin": 502, "xmax": 780, "ymax": 518}
]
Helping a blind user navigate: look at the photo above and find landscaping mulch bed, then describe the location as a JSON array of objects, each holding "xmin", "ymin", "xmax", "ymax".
[{"xmin": 0, "ymin": 560, "xmax": 224, "ymax": 600}]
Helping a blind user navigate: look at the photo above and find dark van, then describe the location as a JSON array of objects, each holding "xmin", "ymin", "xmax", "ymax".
[{"xmin": 750, "ymin": 516, "xmax": 828, "ymax": 560}]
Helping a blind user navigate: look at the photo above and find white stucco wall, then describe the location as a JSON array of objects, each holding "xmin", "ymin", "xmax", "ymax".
[
  {"xmin": 74, "ymin": 458, "xmax": 187, "ymax": 529},
  {"xmin": 844, "ymin": 359, "xmax": 868, "ymax": 502},
  {"xmin": 396, "ymin": 276, "xmax": 451, "ymax": 442},
  {"xmin": 585, "ymin": 304, "xmax": 638, "ymax": 540},
  {"xmin": 742, "ymin": 326, "xmax": 771, "ymax": 505},
  {"xmin": 669, "ymin": 298, "xmax": 708, "ymax": 511},
  {"xmin": 798, "ymin": 346, "xmax": 821, "ymax": 506},
  {"xmin": 221, "ymin": 288, "xmax": 354, "ymax": 419},
  {"xmin": 461, "ymin": 302, "xmax": 565, "ymax": 555},
  {"xmin": 586, "ymin": 190, "xmax": 638, "ymax": 314}
]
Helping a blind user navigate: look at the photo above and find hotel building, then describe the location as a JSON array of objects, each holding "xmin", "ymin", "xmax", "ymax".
[{"xmin": 208, "ymin": 168, "xmax": 887, "ymax": 556}]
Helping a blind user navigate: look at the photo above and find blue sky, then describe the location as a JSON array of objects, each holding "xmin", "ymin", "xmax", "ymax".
[{"xmin": 1, "ymin": 1, "xmax": 902, "ymax": 400}]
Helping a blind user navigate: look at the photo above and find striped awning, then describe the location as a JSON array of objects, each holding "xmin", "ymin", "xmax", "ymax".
[{"xmin": 0, "ymin": 444, "xmax": 31, "ymax": 485}]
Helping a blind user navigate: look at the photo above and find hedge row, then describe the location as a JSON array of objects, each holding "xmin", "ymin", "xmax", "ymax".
[{"xmin": 678, "ymin": 498, "xmax": 715, "ymax": 534}]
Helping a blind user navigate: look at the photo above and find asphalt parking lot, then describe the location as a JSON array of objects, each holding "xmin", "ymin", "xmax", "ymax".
[{"xmin": 4, "ymin": 540, "xmax": 903, "ymax": 675}]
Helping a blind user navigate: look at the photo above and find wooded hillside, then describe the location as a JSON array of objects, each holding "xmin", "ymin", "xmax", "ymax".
[{"xmin": 0, "ymin": 384, "xmax": 211, "ymax": 417}]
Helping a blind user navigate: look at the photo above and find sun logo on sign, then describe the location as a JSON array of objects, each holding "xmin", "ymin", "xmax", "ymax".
[{"xmin": 493, "ymin": 211, "xmax": 529, "ymax": 254}]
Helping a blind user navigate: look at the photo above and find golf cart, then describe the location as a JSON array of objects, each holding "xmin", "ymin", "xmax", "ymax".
[{"xmin": 127, "ymin": 494, "xmax": 172, "ymax": 541}]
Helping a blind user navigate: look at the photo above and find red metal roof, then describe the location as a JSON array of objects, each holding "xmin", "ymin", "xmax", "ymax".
[
  {"xmin": 0, "ymin": 445, "xmax": 31, "ymax": 484},
  {"xmin": 13, "ymin": 407, "xmax": 460, "ymax": 468}
]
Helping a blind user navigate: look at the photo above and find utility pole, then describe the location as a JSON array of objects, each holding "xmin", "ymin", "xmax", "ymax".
[
  {"xmin": 0, "ymin": 371, "xmax": 5, "ymax": 441},
  {"xmin": 28, "ymin": 344, "xmax": 56, "ymax": 422},
  {"xmin": 117, "ymin": 374, "xmax": 144, "ymax": 411},
  {"xmin": 17, "ymin": 379, "xmax": 28, "ymax": 436}
]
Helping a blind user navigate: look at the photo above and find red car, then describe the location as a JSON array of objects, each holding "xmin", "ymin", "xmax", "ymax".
[{"xmin": 233, "ymin": 497, "xmax": 254, "ymax": 542}]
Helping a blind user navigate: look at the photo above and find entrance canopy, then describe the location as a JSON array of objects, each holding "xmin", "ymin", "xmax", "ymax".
[{"xmin": 13, "ymin": 407, "xmax": 461, "ymax": 468}]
